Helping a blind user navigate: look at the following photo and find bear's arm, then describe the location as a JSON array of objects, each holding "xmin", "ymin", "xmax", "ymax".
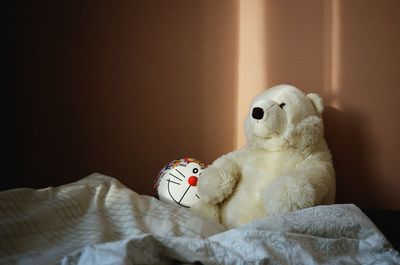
[{"xmin": 197, "ymin": 152, "xmax": 240, "ymax": 204}]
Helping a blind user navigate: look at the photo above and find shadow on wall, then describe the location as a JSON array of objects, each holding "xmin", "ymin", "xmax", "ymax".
[
  {"xmin": 324, "ymin": 106, "xmax": 379, "ymax": 207},
  {"xmin": 7, "ymin": 1, "xmax": 238, "ymax": 194}
]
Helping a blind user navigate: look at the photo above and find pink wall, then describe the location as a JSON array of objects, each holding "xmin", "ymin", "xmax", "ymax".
[{"xmin": 9, "ymin": 0, "xmax": 400, "ymax": 209}]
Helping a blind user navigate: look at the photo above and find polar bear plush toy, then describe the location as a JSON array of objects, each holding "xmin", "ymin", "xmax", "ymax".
[{"xmin": 193, "ymin": 84, "xmax": 335, "ymax": 229}]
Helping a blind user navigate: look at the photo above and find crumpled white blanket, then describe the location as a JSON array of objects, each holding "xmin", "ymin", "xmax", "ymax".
[{"xmin": 0, "ymin": 174, "xmax": 399, "ymax": 265}]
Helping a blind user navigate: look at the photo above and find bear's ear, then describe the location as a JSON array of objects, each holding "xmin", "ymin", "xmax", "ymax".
[{"xmin": 307, "ymin": 93, "xmax": 324, "ymax": 116}]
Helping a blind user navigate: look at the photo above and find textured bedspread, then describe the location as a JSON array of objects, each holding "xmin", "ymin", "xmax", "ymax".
[{"xmin": 1, "ymin": 174, "xmax": 399, "ymax": 265}]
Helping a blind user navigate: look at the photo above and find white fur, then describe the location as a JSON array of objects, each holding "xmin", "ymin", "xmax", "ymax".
[{"xmin": 193, "ymin": 84, "xmax": 336, "ymax": 229}]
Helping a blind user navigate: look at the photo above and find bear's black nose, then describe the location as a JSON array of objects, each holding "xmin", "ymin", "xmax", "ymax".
[{"xmin": 252, "ymin": 107, "xmax": 264, "ymax": 120}]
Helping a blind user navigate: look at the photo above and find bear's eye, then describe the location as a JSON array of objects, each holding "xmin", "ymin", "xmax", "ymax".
[{"xmin": 279, "ymin": 103, "xmax": 286, "ymax": 109}]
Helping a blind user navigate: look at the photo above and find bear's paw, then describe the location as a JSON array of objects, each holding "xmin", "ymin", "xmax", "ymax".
[
  {"xmin": 198, "ymin": 166, "xmax": 238, "ymax": 204},
  {"xmin": 264, "ymin": 175, "xmax": 317, "ymax": 216}
]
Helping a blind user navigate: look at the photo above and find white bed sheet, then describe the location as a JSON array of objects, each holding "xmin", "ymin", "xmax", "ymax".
[{"xmin": 0, "ymin": 174, "xmax": 399, "ymax": 264}]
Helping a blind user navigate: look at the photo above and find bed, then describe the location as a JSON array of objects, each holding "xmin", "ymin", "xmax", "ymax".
[{"xmin": 1, "ymin": 174, "xmax": 399, "ymax": 264}]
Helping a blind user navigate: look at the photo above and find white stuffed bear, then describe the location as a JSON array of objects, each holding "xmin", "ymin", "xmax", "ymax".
[{"xmin": 193, "ymin": 84, "xmax": 335, "ymax": 229}]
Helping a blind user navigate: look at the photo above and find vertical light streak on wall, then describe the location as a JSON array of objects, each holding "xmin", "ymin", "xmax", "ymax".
[
  {"xmin": 330, "ymin": 0, "xmax": 341, "ymax": 109},
  {"xmin": 236, "ymin": 0, "xmax": 268, "ymax": 148},
  {"xmin": 324, "ymin": 0, "xmax": 342, "ymax": 109}
]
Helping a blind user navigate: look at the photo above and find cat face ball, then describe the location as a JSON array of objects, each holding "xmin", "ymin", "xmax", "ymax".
[{"xmin": 154, "ymin": 158, "xmax": 206, "ymax": 208}]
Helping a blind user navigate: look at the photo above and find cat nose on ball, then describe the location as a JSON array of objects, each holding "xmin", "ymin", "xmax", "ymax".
[
  {"xmin": 188, "ymin": 176, "xmax": 198, "ymax": 186},
  {"xmin": 252, "ymin": 107, "xmax": 264, "ymax": 120}
]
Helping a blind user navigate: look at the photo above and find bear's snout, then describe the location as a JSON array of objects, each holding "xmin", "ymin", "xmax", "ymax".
[
  {"xmin": 252, "ymin": 107, "xmax": 264, "ymax": 120},
  {"xmin": 249, "ymin": 101, "xmax": 288, "ymax": 139}
]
